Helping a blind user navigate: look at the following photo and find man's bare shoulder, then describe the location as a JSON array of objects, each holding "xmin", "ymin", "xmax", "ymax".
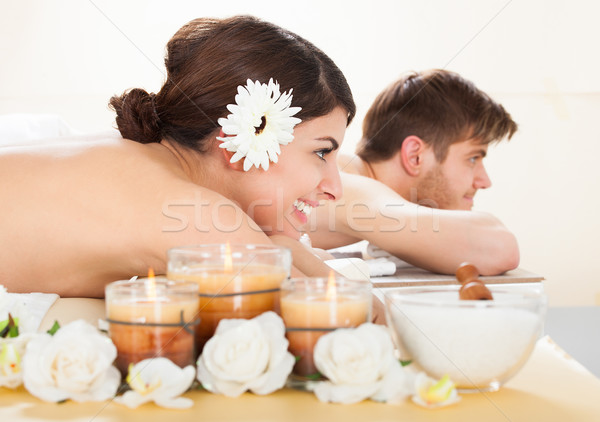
[
  {"xmin": 337, "ymin": 153, "xmax": 361, "ymax": 174},
  {"xmin": 340, "ymin": 172, "xmax": 408, "ymax": 205}
]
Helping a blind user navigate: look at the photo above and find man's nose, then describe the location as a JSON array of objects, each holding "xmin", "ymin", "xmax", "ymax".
[{"xmin": 474, "ymin": 164, "xmax": 492, "ymax": 189}]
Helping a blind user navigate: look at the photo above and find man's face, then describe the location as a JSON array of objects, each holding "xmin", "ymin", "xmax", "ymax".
[{"xmin": 414, "ymin": 139, "xmax": 492, "ymax": 210}]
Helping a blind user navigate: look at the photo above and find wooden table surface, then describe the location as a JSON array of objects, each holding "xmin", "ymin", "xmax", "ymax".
[{"xmin": 371, "ymin": 267, "xmax": 544, "ymax": 288}]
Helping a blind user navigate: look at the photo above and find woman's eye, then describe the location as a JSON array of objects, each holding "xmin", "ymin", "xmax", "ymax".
[{"xmin": 316, "ymin": 148, "xmax": 333, "ymax": 161}]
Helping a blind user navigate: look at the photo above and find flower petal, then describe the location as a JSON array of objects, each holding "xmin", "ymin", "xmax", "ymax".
[
  {"xmin": 22, "ymin": 320, "xmax": 119, "ymax": 403},
  {"xmin": 116, "ymin": 359, "xmax": 195, "ymax": 409},
  {"xmin": 412, "ymin": 372, "xmax": 461, "ymax": 409},
  {"xmin": 196, "ymin": 312, "xmax": 293, "ymax": 397},
  {"xmin": 313, "ymin": 323, "xmax": 414, "ymax": 404},
  {"xmin": 217, "ymin": 79, "xmax": 302, "ymax": 172},
  {"xmin": 314, "ymin": 381, "xmax": 380, "ymax": 404}
]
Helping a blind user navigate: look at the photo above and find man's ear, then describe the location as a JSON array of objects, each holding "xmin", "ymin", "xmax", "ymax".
[
  {"xmin": 218, "ymin": 129, "xmax": 245, "ymax": 171},
  {"xmin": 399, "ymin": 136, "xmax": 427, "ymax": 177}
]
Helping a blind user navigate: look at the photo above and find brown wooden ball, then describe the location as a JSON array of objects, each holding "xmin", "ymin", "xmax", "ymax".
[
  {"xmin": 456, "ymin": 262, "xmax": 480, "ymax": 284},
  {"xmin": 459, "ymin": 280, "xmax": 494, "ymax": 301}
]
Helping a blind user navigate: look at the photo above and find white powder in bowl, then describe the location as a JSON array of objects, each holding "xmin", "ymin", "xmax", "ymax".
[{"xmin": 388, "ymin": 300, "xmax": 542, "ymax": 388}]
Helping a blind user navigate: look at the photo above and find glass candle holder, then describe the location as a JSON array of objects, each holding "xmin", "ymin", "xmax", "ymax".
[
  {"xmin": 167, "ymin": 244, "xmax": 291, "ymax": 351},
  {"xmin": 280, "ymin": 277, "xmax": 372, "ymax": 379},
  {"xmin": 105, "ymin": 278, "xmax": 200, "ymax": 376}
]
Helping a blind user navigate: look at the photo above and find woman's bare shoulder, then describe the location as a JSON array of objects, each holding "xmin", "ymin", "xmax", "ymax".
[{"xmin": 156, "ymin": 181, "xmax": 267, "ymax": 247}]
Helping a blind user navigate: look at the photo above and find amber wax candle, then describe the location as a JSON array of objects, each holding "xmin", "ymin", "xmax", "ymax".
[
  {"xmin": 167, "ymin": 244, "xmax": 291, "ymax": 351},
  {"xmin": 280, "ymin": 276, "xmax": 372, "ymax": 378},
  {"xmin": 105, "ymin": 278, "xmax": 199, "ymax": 375}
]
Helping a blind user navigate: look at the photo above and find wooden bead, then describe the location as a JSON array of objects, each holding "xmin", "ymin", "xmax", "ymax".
[
  {"xmin": 456, "ymin": 262, "xmax": 479, "ymax": 284},
  {"xmin": 459, "ymin": 280, "xmax": 493, "ymax": 301}
]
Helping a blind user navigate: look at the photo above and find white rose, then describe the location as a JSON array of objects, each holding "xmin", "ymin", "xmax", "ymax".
[
  {"xmin": 22, "ymin": 319, "xmax": 120, "ymax": 402},
  {"xmin": 0, "ymin": 333, "xmax": 37, "ymax": 389},
  {"xmin": 114, "ymin": 358, "xmax": 196, "ymax": 409},
  {"xmin": 313, "ymin": 323, "xmax": 413, "ymax": 404},
  {"xmin": 197, "ymin": 311, "xmax": 295, "ymax": 397}
]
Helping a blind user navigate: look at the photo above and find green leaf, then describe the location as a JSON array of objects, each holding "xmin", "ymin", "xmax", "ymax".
[
  {"xmin": 7, "ymin": 315, "xmax": 19, "ymax": 338},
  {"xmin": 294, "ymin": 356, "xmax": 302, "ymax": 363},
  {"xmin": 190, "ymin": 380, "xmax": 205, "ymax": 391},
  {"xmin": 399, "ymin": 359, "xmax": 412, "ymax": 367},
  {"xmin": 0, "ymin": 321, "xmax": 8, "ymax": 338},
  {"xmin": 1, "ymin": 314, "xmax": 20, "ymax": 338},
  {"xmin": 47, "ymin": 321, "xmax": 61, "ymax": 336},
  {"xmin": 303, "ymin": 372, "xmax": 322, "ymax": 380}
]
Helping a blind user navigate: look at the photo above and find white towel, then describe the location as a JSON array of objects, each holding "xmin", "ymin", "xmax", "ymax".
[
  {"xmin": 324, "ymin": 257, "xmax": 398, "ymax": 279},
  {"xmin": 365, "ymin": 257, "xmax": 398, "ymax": 277},
  {"xmin": 325, "ymin": 258, "xmax": 371, "ymax": 281}
]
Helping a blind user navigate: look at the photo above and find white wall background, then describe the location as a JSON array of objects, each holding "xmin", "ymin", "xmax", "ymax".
[{"xmin": 2, "ymin": 0, "xmax": 599, "ymax": 306}]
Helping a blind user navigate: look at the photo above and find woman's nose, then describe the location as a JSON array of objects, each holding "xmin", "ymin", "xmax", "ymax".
[{"xmin": 318, "ymin": 162, "xmax": 343, "ymax": 201}]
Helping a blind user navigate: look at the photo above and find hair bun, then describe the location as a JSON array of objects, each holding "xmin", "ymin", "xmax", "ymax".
[{"xmin": 109, "ymin": 88, "xmax": 162, "ymax": 144}]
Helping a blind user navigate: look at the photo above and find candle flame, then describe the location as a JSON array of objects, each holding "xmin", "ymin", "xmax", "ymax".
[
  {"xmin": 146, "ymin": 268, "xmax": 157, "ymax": 299},
  {"xmin": 326, "ymin": 270, "xmax": 337, "ymax": 301},
  {"xmin": 224, "ymin": 242, "xmax": 233, "ymax": 272}
]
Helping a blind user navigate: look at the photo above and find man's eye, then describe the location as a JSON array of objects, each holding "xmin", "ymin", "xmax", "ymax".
[{"xmin": 469, "ymin": 156, "xmax": 478, "ymax": 164}]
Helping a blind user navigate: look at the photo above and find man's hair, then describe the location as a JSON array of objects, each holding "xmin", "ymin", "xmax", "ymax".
[{"xmin": 356, "ymin": 69, "xmax": 517, "ymax": 163}]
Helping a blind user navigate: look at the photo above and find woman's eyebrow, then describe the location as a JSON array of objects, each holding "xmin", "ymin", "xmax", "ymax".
[{"xmin": 316, "ymin": 137, "xmax": 339, "ymax": 150}]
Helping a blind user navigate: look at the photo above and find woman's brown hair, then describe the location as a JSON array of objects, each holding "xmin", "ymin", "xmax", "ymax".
[
  {"xmin": 110, "ymin": 16, "xmax": 355, "ymax": 149},
  {"xmin": 357, "ymin": 69, "xmax": 517, "ymax": 163}
]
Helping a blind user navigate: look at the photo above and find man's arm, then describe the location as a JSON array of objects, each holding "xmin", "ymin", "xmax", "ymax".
[{"xmin": 310, "ymin": 173, "xmax": 519, "ymax": 276}]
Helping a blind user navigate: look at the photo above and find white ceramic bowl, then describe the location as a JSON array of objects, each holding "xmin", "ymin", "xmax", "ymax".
[{"xmin": 384, "ymin": 285, "xmax": 547, "ymax": 392}]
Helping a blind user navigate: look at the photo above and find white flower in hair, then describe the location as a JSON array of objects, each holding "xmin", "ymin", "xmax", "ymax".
[{"xmin": 217, "ymin": 78, "xmax": 302, "ymax": 171}]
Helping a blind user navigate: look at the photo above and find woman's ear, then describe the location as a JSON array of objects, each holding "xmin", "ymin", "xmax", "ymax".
[
  {"xmin": 218, "ymin": 129, "xmax": 245, "ymax": 172},
  {"xmin": 399, "ymin": 136, "xmax": 427, "ymax": 177}
]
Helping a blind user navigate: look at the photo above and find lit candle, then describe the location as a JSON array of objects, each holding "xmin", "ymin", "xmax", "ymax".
[
  {"xmin": 280, "ymin": 274, "xmax": 372, "ymax": 378},
  {"xmin": 105, "ymin": 275, "xmax": 199, "ymax": 375},
  {"xmin": 167, "ymin": 244, "xmax": 291, "ymax": 351}
]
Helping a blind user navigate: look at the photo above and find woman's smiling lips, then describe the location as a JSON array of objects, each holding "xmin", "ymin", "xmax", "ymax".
[{"xmin": 293, "ymin": 198, "xmax": 319, "ymax": 224}]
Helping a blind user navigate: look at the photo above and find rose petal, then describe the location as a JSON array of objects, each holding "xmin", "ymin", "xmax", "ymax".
[
  {"xmin": 247, "ymin": 353, "xmax": 295, "ymax": 395},
  {"xmin": 313, "ymin": 323, "xmax": 413, "ymax": 404},
  {"xmin": 314, "ymin": 381, "xmax": 380, "ymax": 404},
  {"xmin": 196, "ymin": 312, "xmax": 293, "ymax": 397},
  {"xmin": 22, "ymin": 320, "xmax": 120, "ymax": 403}
]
